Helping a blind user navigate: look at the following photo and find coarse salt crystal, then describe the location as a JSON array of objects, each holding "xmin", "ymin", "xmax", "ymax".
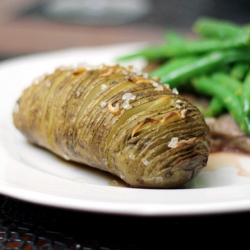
[
  {"xmin": 131, "ymin": 67, "xmax": 142, "ymax": 75},
  {"xmin": 101, "ymin": 84, "xmax": 107, "ymax": 90},
  {"xmin": 181, "ymin": 109, "xmax": 187, "ymax": 117},
  {"xmin": 100, "ymin": 101, "xmax": 107, "ymax": 108},
  {"xmin": 152, "ymin": 81, "xmax": 159, "ymax": 87},
  {"xmin": 172, "ymin": 88, "xmax": 179, "ymax": 94},
  {"xmin": 63, "ymin": 154, "xmax": 70, "ymax": 160},
  {"xmin": 122, "ymin": 92, "xmax": 136, "ymax": 101},
  {"xmin": 75, "ymin": 91, "xmax": 81, "ymax": 98},
  {"xmin": 168, "ymin": 137, "xmax": 179, "ymax": 148},
  {"xmin": 155, "ymin": 176, "xmax": 163, "ymax": 184},
  {"xmin": 45, "ymin": 80, "xmax": 51, "ymax": 87},
  {"xmin": 129, "ymin": 153, "xmax": 135, "ymax": 159},
  {"xmin": 121, "ymin": 101, "xmax": 132, "ymax": 110},
  {"xmin": 102, "ymin": 158, "xmax": 108, "ymax": 166},
  {"xmin": 120, "ymin": 174, "xmax": 125, "ymax": 180},
  {"xmin": 156, "ymin": 85, "xmax": 164, "ymax": 91},
  {"xmin": 142, "ymin": 158, "xmax": 149, "ymax": 166}
]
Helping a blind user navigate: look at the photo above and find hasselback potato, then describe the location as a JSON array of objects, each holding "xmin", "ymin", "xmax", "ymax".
[{"xmin": 13, "ymin": 64, "xmax": 210, "ymax": 188}]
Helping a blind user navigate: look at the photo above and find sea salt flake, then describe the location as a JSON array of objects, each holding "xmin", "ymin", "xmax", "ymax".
[
  {"xmin": 102, "ymin": 158, "xmax": 108, "ymax": 166},
  {"xmin": 101, "ymin": 84, "xmax": 107, "ymax": 90},
  {"xmin": 100, "ymin": 101, "xmax": 107, "ymax": 108},
  {"xmin": 75, "ymin": 91, "xmax": 81, "ymax": 98},
  {"xmin": 121, "ymin": 101, "xmax": 132, "ymax": 110},
  {"xmin": 156, "ymin": 85, "xmax": 164, "ymax": 91},
  {"xmin": 130, "ymin": 67, "xmax": 142, "ymax": 75},
  {"xmin": 122, "ymin": 92, "xmax": 136, "ymax": 101},
  {"xmin": 45, "ymin": 80, "xmax": 51, "ymax": 87},
  {"xmin": 181, "ymin": 109, "xmax": 187, "ymax": 117},
  {"xmin": 172, "ymin": 88, "xmax": 179, "ymax": 94},
  {"xmin": 63, "ymin": 154, "xmax": 70, "ymax": 160},
  {"xmin": 168, "ymin": 137, "xmax": 179, "ymax": 148},
  {"xmin": 155, "ymin": 176, "xmax": 163, "ymax": 184},
  {"xmin": 129, "ymin": 153, "xmax": 135, "ymax": 159},
  {"xmin": 142, "ymin": 158, "xmax": 149, "ymax": 166},
  {"xmin": 120, "ymin": 174, "xmax": 125, "ymax": 180},
  {"xmin": 152, "ymin": 81, "xmax": 159, "ymax": 87}
]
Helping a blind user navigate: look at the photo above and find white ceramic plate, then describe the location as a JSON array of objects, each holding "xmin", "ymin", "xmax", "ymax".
[{"xmin": 1, "ymin": 43, "xmax": 250, "ymax": 216}]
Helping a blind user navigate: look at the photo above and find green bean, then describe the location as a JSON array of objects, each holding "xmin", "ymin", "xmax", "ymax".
[
  {"xmin": 244, "ymin": 24, "xmax": 250, "ymax": 35},
  {"xmin": 202, "ymin": 97, "xmax": 224, "ymax": 117},
  {"xmin": 160, "ymin": 51, "xmax": 224, "ymax": 87},
  {"xmin": 211, "ymin": 72, "xmax": 242, "ymax": 96},
  {"xmin": 193, "ymin": 17, "xmax": 245, "ymax": 39},
  {"xmin": 160, "ymin": 48, "xmax": 250, "ymax": 87},
  {"xmin": 149, "ymin": 56, "xmax": 198, "ymax": 78},
  {"xmin": 230, "ymin": 62, "xmax": 249, "ymax": 80},
  {"xmin": 202, "ymin": 71, "xmax": 243, "ymax": 119},
  {"xmin": 116, "ymin": 45, "xmax": 168, "ymax": 62},
  {"xmin": 193, "ymin": 77, "xmax": 250, "ymax": 134},
  {"xmin": 116, "ymin": 34, "xmax": 250, "ymax": 62},
  {"xmin": 241, "ymin": 69, "xmax": 250, "ymax": 115},
  {"xmin": 164, "ymin": 30, "xmax": 185, "ymax": 45},
  {"xmin": 202, "ymin": 71, "xmax": 243, "ymax": 118},
  {"xmin": 167, "ymin": 35, "xmax": 250, "ymax": 55}
]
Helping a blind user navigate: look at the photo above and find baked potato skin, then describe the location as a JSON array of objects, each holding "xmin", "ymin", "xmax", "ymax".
[{"xmin": 13, "ymin": 65, "xmax": 210, "ymax": 188}]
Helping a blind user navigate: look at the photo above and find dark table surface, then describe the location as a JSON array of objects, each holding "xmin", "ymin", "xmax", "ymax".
[
  {"xmin": 0, "ymin": 193, "xmax": 250, "ymax": 250},
  {"xmin": 1, "ymin": 1, "xmax": 250, "ymax": 249},
  {"xmin": 2, "ymin": 194, "xmax": 250, "ymax": 250}
]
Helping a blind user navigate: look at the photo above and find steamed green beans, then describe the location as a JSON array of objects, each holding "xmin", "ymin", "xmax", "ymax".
[
  {"xmin": 164, "ymin": 30, "xmax": 185, "ymax": 45},
  {"xmin": 117, "ymin": 34, "xmax": 250, "ymax": 62},
  {"xmin": 116, "ymin": 17, "xmax": 250, "ymax": 134},
  {"xmin": 202, "ymin": 97, "xmax": 224, "ymax": 117},
  {"xmin": 160, "ymin": 49, "xmax": 250, "ymax": 87},
  {"xmin": 149, "ymin": 56, "xmax": 198, "ymax": 78},
  {"xmin": 211, "ymin": 72, "xmax": 242, "ymax": 96},
  {"xmin": 193, "ymin": 17, "xmax": 245, "ymax": 39},
  {"xmin": 193, "ymin": 77, "xmax": 250, "ymax": 133},
  {"xmin": 230, "ymin": 62, "xmax": 249, "ymax": 80}
]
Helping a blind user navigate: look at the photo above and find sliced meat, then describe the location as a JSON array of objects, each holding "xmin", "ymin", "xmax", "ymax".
[{"xmin": 206, "ymin": 114, "xmax": 250, "ymax": 154}]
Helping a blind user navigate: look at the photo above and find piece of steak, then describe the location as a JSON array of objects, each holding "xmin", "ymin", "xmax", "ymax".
[{"xmin": 206, "ymin": 114, "xmax": 250, "ymax": 154}]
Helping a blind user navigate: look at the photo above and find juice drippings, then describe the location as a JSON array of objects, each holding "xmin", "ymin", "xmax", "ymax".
[{"xmin": 204, "ymin": 152, "xmax": 250, "ymax": 177}]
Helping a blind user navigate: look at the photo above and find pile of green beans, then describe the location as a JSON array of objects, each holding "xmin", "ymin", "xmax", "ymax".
[{"xmin": 116, "ymin": 17, "xmax": 250, "ymax": 134}]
